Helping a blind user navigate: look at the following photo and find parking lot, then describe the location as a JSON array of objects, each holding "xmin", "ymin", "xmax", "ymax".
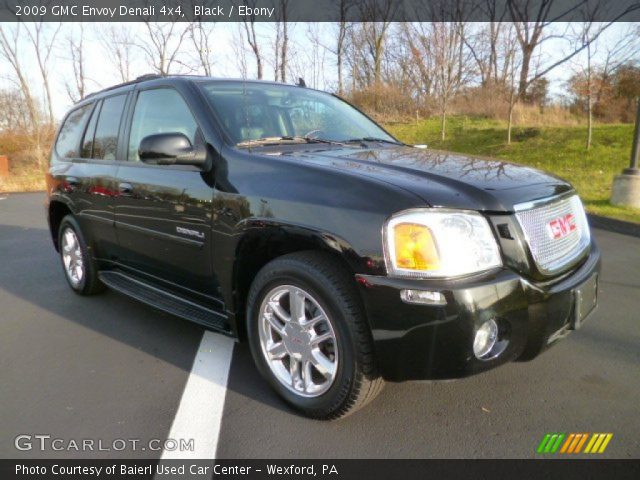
[{"xmin": 1, "ymin": 192, "xmax": 639, "ymax": 459}]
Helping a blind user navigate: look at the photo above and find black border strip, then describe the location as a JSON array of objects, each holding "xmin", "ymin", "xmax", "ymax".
[
  {"xmin": 1, "ymin": 0, "xmax": 639, "ymax": 22},
  {"xmin": 4, "ymin": 459, "xmax": 640, "ymax": 480}
]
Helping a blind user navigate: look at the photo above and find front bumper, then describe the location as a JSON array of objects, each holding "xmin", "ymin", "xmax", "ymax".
[{"xmin": 356, "ymin": 242, "xmax": 601, "ymax": 382}]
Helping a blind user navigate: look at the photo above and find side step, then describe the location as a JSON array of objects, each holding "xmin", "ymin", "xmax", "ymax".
[{"xmin": 98, "ymin": 270, "xmax": 230, "ymax": 333}]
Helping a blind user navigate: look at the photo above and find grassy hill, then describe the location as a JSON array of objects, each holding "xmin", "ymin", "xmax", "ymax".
[{"xmin": 385, "ymin": 117, "xmax": 639, "ymax": 224}]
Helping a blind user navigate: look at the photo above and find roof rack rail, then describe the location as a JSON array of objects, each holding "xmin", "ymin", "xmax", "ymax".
[
  {"xmin": 84, "ymin": 73, "xmax": 165, "ymax": 100},
  {"xmin": 135, "ymin": 73, "xmax": 164, "ymax": 82}
]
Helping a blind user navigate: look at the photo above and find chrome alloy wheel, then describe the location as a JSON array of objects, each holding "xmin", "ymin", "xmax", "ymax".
[
  {"xmin": 258, "ymin": 285, "xmax": 338, "ymax": 397},
  {"xmin": 61, "ymin": 227, "xmax": 84, "ymax": 287}
]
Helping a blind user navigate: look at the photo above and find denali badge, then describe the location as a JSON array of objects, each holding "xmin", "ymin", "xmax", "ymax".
[
  {"xmin": 176, "ymin": 226, "xmax": 205, "ymax": 239},
  {"xmin": 547, "ymin": 214, "xmax": 576, "ymax": 240}
]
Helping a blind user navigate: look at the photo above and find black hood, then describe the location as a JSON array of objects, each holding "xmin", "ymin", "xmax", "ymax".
[{"xmin": 283, "ymin": 145, "xmax": 573, "ymax": 212}]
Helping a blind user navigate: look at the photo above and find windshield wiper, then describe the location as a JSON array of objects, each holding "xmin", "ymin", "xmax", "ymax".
[
  {"xmin": 237, "ymin": 136, "xmax": 348, "ymax": 148},
  {"xmin": 344, "ymin": 137, "xmax": 404, "ymax": 146},
  {"xmin": 236, "ymin": 136, "xmax": 306, "ymax": 147}
]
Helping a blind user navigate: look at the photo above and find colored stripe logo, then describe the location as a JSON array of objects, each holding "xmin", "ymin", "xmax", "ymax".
[{"xmin": 537, "ymin": 433, "xmax": 612, "ymax": 454}]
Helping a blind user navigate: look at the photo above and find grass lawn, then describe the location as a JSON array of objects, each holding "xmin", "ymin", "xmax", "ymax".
[{"xmin": 385, "ymin": 117, "xmax": 640, "ymax": 224}]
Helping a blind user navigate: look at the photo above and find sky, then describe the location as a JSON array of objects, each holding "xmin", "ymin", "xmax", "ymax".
[{"xmin": 0, "ymin": 21, "xmax": 637, "ymax": 121}]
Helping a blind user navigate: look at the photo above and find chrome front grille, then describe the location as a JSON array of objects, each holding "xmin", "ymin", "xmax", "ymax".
[{"xmin": 514, "ymin": 194, "xmax": 591, "ymax": 275}]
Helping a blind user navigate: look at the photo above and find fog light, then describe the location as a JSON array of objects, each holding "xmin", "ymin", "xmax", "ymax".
[
  {"xmin": 400, "ymin": 289, "xmax": 446, "ymax": 305},
  {"xmin": 473, "ymin": 319, "xmax": 499, "ymax": 359}
]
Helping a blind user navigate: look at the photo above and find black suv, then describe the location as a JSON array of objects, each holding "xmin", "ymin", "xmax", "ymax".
[{"xmin": 46, "ymin": 75, "xmax": 600, "ymax": 419}]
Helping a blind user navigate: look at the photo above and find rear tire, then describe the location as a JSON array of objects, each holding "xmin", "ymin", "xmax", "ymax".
[
  {"xmin": 246, "ymin": 251, "xmax": 384, "ymax": 420},
  {"xmin": 58, "ymin": 215, "xmax": 105, "ymax": 296}
]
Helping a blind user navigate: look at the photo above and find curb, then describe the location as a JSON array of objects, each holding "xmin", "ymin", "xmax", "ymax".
[{"xmin": 588, "ymin": 214, "xmax": 640, "ymax": 238}]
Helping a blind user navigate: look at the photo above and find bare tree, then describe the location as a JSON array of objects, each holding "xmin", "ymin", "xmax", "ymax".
[
  {"xmin": 334, "ymin": 1, "xmax": 352, "ymax": 94},
  {"xmin": 401, "ymin": 23, "xmax": 435, "ymax": 104},
  {"xmin": 0, "ymin": 23, "xmax": 51, "ymax": 169},
  {"xmin": 189, "ymin": 20, "xmax": 216, "ymax": 76},
  {"xmin": 509, "ymin": 0, "xmax": 624, "ymax": 100},
  {"xmin": 462, "ymin": 1, "xmax": 510, "ymax": 88},
  {"xmin": 297, "ymin": 23, "xmax": 327, "ymax": 89},
  {"xmin": 430, "ymin": 22, "xmax": 472, "ymax": 140},
  {"xmin": 570, "ymin": 23, "xmax": 639, "ymax": 149},
  {"xmin": 279, "ymin": 0, "xmax": 290, "ymax": 82},
  {"xmin": 504, "ymin": 26, "xmax": 521, "ymax": 145},
  {"xmin": 344, "ymin": 0, "xmax": 396, "ymax": 89},
  {"xmin": 101, "ymin": 25, "xmax": 136, "ymax": 83},
  {"xmin": 360, "ymin": 0, "xmax": 395, "ymax": 85},
  {"xmin": 24, "ymin": 21, "xmax": 62, "ymax": 125},
  {"xmin": 0, "ymin": 88, "xmax": 32, "ymax": 132},
  {"xmin": 242, "ymin": 2, "xmax": 263, "ymax": 79},
  {"xmin": 231, "ymin": 24, "xmax": 249, "ymax": 79},
  {"xmin": 270, "ymin": 0, "xmax": 291, "ymax": 82},
  {"xmin": 137, "ymin": 22, "xmax": 190, "ymax": 75},
  {"xmin": 65, "ymin": 24, "xmax": 87, "ymax": 103},
  {"xmin": 581, "ymin": 22, "xmax": 596, "ymax": 149},
  {"xmin": 0, "ymin": 24, "xmax": 40, "ymax": 129},
  {"xmin": 272, "ymin": 21, "xmax": 282, "ymax": 81}
]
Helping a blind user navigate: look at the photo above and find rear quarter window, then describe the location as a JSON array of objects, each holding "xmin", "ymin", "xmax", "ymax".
[{"xmin": 55, "ymin": 104, "xmax": 93, "ymax": 160}]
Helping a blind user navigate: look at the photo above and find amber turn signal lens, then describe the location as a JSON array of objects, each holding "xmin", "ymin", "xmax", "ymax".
[{"xmin": 393, "ymin": 223, "xmax": 440, "ymax": 271}]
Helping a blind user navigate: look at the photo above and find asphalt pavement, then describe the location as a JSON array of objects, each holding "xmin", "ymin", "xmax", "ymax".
[{"xmin": 1, "ymin": 192, "xmax": 639, "ymax": 459}]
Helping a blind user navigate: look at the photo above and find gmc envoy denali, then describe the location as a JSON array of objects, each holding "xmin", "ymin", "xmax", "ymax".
[{"xmin": 46, "ymin": 75, "xmax": 600, "ymax": 419}]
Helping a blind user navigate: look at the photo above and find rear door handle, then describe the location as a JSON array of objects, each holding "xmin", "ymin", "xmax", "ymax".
[{"xmin": 118, "ymin": 182, "xmax": 133, "ymax": 195}]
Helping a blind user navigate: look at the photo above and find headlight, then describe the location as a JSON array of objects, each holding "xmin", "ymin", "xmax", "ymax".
[{"xmin": 383, "ymin": 209, "xmax": 502, "ymax": 278}]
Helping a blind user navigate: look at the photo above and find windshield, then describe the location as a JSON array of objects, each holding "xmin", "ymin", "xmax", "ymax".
[{"xmin": 198, "ymin": 81, "xmax": 397, "ymax": 146}]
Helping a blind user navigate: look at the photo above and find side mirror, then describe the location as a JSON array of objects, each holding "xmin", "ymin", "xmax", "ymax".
[{"xmin": 139, "ymin": 133, "xmax": 207, "ymax": 168}]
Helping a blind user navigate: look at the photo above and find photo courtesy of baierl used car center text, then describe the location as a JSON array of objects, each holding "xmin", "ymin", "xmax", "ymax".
[{"xmin": 1, "ymin": 0, "xmax": 639, "ymax": 479}]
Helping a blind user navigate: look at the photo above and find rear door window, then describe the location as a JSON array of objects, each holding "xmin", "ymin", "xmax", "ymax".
[
  {"xmin": 91, "ymin": 94, "xmax": 127, "ymax": 160},
  {"xmin": 55, "ymin": 104, "xmax": 93, "ymax": 159}
]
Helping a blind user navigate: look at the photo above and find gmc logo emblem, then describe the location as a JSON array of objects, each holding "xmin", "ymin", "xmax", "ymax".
[{"xmin": 548, "ymin": 214, "xmax": 576, "ymax": 239}]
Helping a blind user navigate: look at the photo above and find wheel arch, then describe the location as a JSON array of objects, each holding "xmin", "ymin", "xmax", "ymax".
[
  {"xmin": 229, "ymin": 223, "xmax": 363, "ymax": 341},
  {"xmin": 48, "ymin": 199, "xmax": 74, "ymax": 251}
]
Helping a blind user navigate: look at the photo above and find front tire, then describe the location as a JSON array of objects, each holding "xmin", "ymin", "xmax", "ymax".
[
  {"xmin": 246, "ymin": 251, "xmax": 384, "ymax": 419},
  {"xmin": 58, "ymin": 215, "xmax": 105, "ymax": 295}
]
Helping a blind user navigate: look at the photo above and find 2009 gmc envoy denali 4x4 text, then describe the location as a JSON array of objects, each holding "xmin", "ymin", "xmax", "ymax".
[{"xmin": 46, "ymin": 75, "xmax": 600, "ymax": 419}]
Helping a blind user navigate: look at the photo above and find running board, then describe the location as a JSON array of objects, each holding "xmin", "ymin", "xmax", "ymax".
[{"xmin": 98, "ymin": 270, "xmax": 230, "ymax": 333}]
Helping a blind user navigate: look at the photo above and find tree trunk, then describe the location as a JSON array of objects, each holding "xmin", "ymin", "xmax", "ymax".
[
  {"xmin": 243, "ymin": 20, "xmax": 262, "ymax": 79},
  {"xmin": 440, "ymin": 106, "xmax": 447, "ymax": 141},
  {"xmin": 586, "ymin": 43, "xmax": 593, "ymax": 150},
  {"xmin": 336, "ymin": 22, "xmax": 345, "ymax": 95},
  {"xmin": 280, "ymin": 4, "xmax": 288, "ymax": 83},
  {"xmin": 374, "ymin": 33, "xmax": 384, "ymax": 85},
  {"xmin": 42, "ymin": 76, "xmax": 55, "ymax": 125},
  {"xmin": 490, "ymin": 23, "xmax": 499, "ymax": 83},
  {"xmin": 507, "ymin": 95, "xmax": 515, "ymax": 145},
  {"xmin": 586, "ymin": 99, "xmax": 593, "ymax": 150},
  {"xmin": 256, "ymin": 55, "xmax": 263, "ymax": 79},
  {"xmin": 518, "ymin": 46, "xmax": 533, "ymax": 100},
  {"xmin": 337, "ymin": 54, "xmax": 343, "ymax": 95},
  {"xmin": 273, "ymin": 23, "xmax": 280, "ymax": 81}
]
